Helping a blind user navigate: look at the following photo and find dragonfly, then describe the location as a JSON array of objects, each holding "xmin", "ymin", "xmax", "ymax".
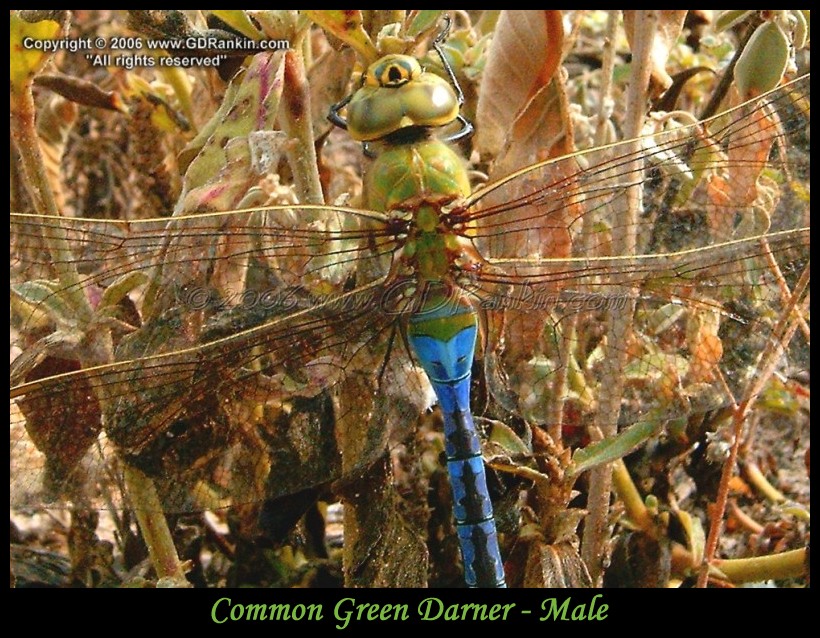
[{"xmin": 10, "ymin": 25, "xmax": 811, "ymax": 587}]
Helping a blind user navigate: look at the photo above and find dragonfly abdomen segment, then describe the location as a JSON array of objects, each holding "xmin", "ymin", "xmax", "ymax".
[
  {"xmin": 408, "ymin": 305, "xmax": 506, "ymax": 588},
  {"xmin": 432, "ymin": 378, "xmax": 506, "ymax": 588}
]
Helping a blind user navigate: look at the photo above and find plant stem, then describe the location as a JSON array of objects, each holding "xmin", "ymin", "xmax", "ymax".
[
  {"xmin": 593, "ymin": 10, "xmax": 618, "ymax": 148},
  {"xmin": 581, "ymin": 10, "xmax": 656, "ymax": 586},
  {"xmin": 10, "ymin": 89, "xmax": 90, "ymax": 323},
  {"xmin": 727, "ymin": 499, "xmax": 764, "ymax": 535},
  {"xmin": 124, "ymin": 466, "xmax": 190, "ymax": 584},
  {"xmin": 611, "ymin": 459, "xmax": 653, "ymax": 533},
  {"xmin": 281, "ymin": 48, "xmax": 325, "ymax": 207},
  {"xmin": 744, "ymin": 461, "xmax": 787, "ymax": 503},
  {"xmin": 714, "ymin": 548, "xmax": 807, "ymax": 583},
  {"xmin": 697, "ymin": 263, "xmax": 810, "ymax": 587},
  {"xmin": 672, "ymin": 542, "xmax": 807, "ymax": 584}
]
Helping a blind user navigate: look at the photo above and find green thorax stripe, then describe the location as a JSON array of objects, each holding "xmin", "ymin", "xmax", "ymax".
[{"xmin": 366, "ymin": 138, "xmax": 471, "ymax": 282}]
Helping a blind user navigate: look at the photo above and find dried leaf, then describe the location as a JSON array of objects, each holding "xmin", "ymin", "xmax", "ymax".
[
  {"xmin": 474, "ymin": 10, "xmax": 575, "ymax": 377},
  {"xmin": 523, "ymin": 541, "xmax": 592, "ymax": 587},
  {"xmin": 688, "ymin": 330, "xmax": 723, "ymax": 384},
  {"xmin": 308, "ymin": 48, "xmax": 355, "ymax": 136},
  {"xmin": 722, "ymin": 99, "xmax": 778, "ymax": 206},
  {"xmin": 605, "ymin": 531, "xmax": 671, "ymax": 587},
  {"xmin": 475, "ymin": 10, "xmax": 565, "ymax": 159},
  {"xmin": 16, "ymin": 357, "xmax": 102, "ymax": 487},
  {"xmin": 728, "ymin": 475, "xmax": 753, "ymax": 496},
  {"xmin": 35, "ymin": 74, "xmax": 125, "ymax": 112}
]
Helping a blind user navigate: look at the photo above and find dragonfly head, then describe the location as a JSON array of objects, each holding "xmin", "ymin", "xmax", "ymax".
[{"xmin": 346, "ymin": 54, "xmax": 460, "ymax": 142}]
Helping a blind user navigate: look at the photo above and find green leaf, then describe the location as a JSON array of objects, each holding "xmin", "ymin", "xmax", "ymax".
[
  {"xmin": 623, "ymin": 352, "xmax": 688, "ymax": 381},
  {"xmin": 178, "ymin": 81, "xmax": 240, "ymax": 173},
  {"xmin": 645, "ymin": 302, "xmax": 686, "ymax": 336},
  {"xmin": 11, "ymin": 280, "xmax": 75, "ymax": 328},
  {"xmin": 792, "ymin": 9, "xmax": 809, "ymax": 49},
  {"xmin": 676, "ymin": 509, "xmax": 705, "ymax": 566},
  {"xmin": 180, "ymin": 51, "xmax": 285, "ymax": 198},
  {"xmin": 10, "ymin": 12, "xmax": 64, "ymax": 95},
  {"xmin": 305, "ymin": 10, "xmax": 379, "ymax": 63},
  {"xmin": 779, "ymin": 503, "xmax": 810, "ymax": 522},
  {"xmin": 100, "ymin": 271, "xmax": 149, "ymax": 310},
  {"xmin": 735, "ymin": 21, "xmax": 790, "ymax": 99},
  {"xmin": 715, "ymin": 10, "xmax": 754, "ymax": 33},
  {"xmin": 568, "ymin": 415, "xmax": 665, "ymax": 477},
  {"xmin": 407, "ymin": 11, "xmax": 442, "ymax": 37},
  {"xmin": 487, "ymin": 419, "xmax": 531, "ymax": 457}
]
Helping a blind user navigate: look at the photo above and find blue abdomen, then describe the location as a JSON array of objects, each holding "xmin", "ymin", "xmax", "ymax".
[{"xmin": 407, "ymin": 296, "xmax": 506, "ymax": 588}]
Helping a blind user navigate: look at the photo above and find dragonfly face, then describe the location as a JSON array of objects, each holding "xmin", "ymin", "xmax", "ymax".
[{"xmin": 347, "ymin": 54, "xmax": 460, "ymax": 141}]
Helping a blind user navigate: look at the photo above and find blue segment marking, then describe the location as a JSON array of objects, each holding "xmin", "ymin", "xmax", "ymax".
[
  {"xmin": 406, "ymin": 325, "xmax": 476, "ymax": 384},
  {"xmin": 408, "ymin": 320, "xmax": 506, "ymax": 587}
]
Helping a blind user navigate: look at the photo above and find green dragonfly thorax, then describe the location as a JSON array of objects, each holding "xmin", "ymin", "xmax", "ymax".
[
  {"xmin": 366, "ymin": 139, "xmax": 469, "ymax": 212},
  {"xmin": 367, "ymin": 139, "xmax": 473, "ymax": 282},
  {"xmin": 347, "ymin": 54, "xmax": 460, "ymax": 141}
]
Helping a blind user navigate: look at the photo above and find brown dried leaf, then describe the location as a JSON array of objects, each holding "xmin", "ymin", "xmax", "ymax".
[
  {"xmin": 35, "ymin": 74, "xmax": 125, "ymax": 112},
  {"xmin": 308, "ymin": 47, "xmax": 355, "ymax": 136},
  {"xmin": 523, "ymin": 541, "xmax": 592, "ymax": 587},
  {"xmin": 474, "ymin": 12, "xmax": 577, "ymax": 388},
  {"xmin": 17, "ymin": 357, "xmax": 102, "ymax": 485},
  {"xmin": 724, "ymin": 100, "xmax": 778, "ymax": 206},
  {"xmin": 727, "ymin": 475, "xmax": 753, "ymax": 496},
  {"xmin": 688, "ymin": 329, "xmax": 723, "ymax": 384},
  {"xmin": 475, "ymin": 10, "xmax": 565, "ymax": 160}
]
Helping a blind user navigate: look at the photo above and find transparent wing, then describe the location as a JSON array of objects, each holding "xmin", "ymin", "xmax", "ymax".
[
  {"xmin": 459, "ymin": 74, "xmax": 810, "ymax": 425},
  {"xmin": 11, "ymin": 207, "xmax": 432, "ymax": 514}
]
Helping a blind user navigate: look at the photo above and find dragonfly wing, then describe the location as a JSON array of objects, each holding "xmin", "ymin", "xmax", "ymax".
[
  {"xmin": 10, "ymin": 207, "xmax": 432, "ymax": 515},
  {"xmin": 463, "ymin": 74, "xmax": 810, "ymax": 425}
]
